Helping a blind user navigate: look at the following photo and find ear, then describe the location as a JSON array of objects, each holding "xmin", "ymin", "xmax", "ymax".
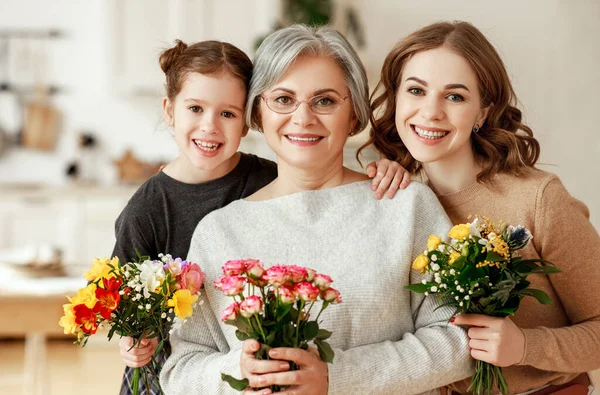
[
  {"xmin": 162, "ymin": 97, "xmax": 174, "ymax": 126},
  {"xmin": 241, "ymin": 125, "xmax": 249, "ymax": 137},
  {"xmin": 349, "ymin": 114, "xmax": 359, "ymax": 137},
  {"xmin": 477, "ymin": 103, "xmax": 492, "ymax": 128}
]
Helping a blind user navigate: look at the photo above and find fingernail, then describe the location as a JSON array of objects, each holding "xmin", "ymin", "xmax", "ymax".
[
  {"xmin": 279, "ymin": 362, "xmax": 289, "ymax": 369},
  {"xmin": 449, "ymin": 316, "xmax": 456, "ymax": 323},
  {"xmin": 371, "ymin": 184, "xmax": 377, "ymax": 190},
  {"xmin": 270, "ymin": 349, "xmax": 279, "ymax": 357}
]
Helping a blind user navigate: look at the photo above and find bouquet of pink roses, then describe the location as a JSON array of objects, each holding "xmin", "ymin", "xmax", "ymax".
[
  {"xmin": 217, "ymin": 259, "xmax": 341, "ymax": 392},
  {"xmin": 59, "ymin": 252, "xmax": 205, "ymax": 395}
]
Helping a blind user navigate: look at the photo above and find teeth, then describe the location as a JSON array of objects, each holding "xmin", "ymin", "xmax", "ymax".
[
  {"xmin": 194, "ymin": 140, "xmax": 220, "ymax": 151},
  {"xmin": 287, "ymin": 136, "xmax": 321, "ymax": 142},
  {"xmin": 414, "ymin": 126, "xmax": 448, "ymax": 139}
]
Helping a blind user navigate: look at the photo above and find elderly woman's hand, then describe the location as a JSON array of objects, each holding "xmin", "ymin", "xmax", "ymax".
[
  {"xmin": 119, "ymin": 336, "xmax": 158, "ymax": 368},
  {"xmin": 366, "ymin": 159, "xmax": 411, "ymax": 199}
]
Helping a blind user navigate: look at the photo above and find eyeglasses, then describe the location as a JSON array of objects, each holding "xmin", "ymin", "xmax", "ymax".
[{"xmin": 261, "ymin": 93, "xmax": 349, "ymax": 115}]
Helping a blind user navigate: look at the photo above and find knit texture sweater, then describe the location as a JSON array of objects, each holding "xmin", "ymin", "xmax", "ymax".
[
  {"xmin": 161, "ymin": 180, "xmax": 472, "ymax": 395},
  {"xmin": 442, "ymin": 170, "xmax": 600, "ymax": 394}
]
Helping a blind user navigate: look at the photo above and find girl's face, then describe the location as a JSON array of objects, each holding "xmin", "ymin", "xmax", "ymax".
[
  {"xmin": 395, "ymin": 47, "xmax": 489, "ymax": 166},
  {"xmin": 259, "ymin": 55, "xmax": 357, "ymax": 171},
  {"xmin": 164, "ymin": 71, "xmax": 247, "ymax": 177}
]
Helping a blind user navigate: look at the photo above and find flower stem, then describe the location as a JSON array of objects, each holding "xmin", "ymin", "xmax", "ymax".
[{"xmin": 294, "ymin": 300, "xmax": 305, "ymax": 348}]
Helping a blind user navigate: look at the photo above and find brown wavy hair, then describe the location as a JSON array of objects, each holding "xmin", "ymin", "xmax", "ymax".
[
  {"xmin": 159, "ymin": 39, "xmax": 253, "ymax": 102},
  {"xmin": 358, "ymin": 21, "xmax": 540, "ymax": 182}
]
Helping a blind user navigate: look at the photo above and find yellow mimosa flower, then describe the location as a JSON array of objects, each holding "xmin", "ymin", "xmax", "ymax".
[
  {"xmin": 58, "ymin": 303, "xmax": 79, "ymax": 335},
  {"xmin": 412, "ymin": 254, "xmax": 430, "ymax": 272},
  {"xmin": 448, "ymin": 224, "xmax": 471, "ymax": 240},
  {"xmin": 167, "ymin": 289, "xmax": 199, "ymax": 319},
  {"xmin": 84, "ymin": 257, "xmax": 120, "ymax": 282},
  {"xmin": 449, "ymin": 251, "xmax": 461, "ymax": 264},
  {"xmin": 427, "ymin": 235, "xmax": 442, "ymax": 251},
  {"xmin": 71, "ymin": 283, "xmax": 98, "ymax": 309}
]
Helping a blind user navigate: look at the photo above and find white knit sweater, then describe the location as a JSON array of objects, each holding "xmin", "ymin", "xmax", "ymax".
[{"xmin": 161, "ymin": 180, "xmax": 472, "ymax": 395}]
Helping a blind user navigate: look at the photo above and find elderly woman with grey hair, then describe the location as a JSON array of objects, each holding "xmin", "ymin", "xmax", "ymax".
[{"xmin": 161, "ymin": 24, "xmax": 472, "ymax": 395}]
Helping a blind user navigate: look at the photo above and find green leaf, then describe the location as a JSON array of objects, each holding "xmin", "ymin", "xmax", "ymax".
[
  {"xmin": 314, "ymin": 339, "xmax": 335, "ymax": 363},
  {"xmin": 221, "ymin": 373, "xmax": 249, "ymax": 391},
  {"xmin": 404, "ymin": 283, "xmax": 431, "ymax": 293},
  {"xmin": 303, "ymin": 321, "xmax": 319, "ymax": 340},
  {"xmin": 276, "ymin": 303, "xmax": 292, "ymax": 319},
  {"xmin": 235, "ymin": 331, "xmax": 257, "ymax": 341},
  {"xmin": 519, "ymin": 288, "xmax": 553, "ymax": 304},
  {"xmin": 485, "ymin": 251, "xmax": 506, "ymax": 262},
  {"xmin": 315, "ymin": 328, "xmax": 332, "ymax": 340},
  {"xmin": 529, "ymin": 265, "xmax": 562, "ymax": 275}
]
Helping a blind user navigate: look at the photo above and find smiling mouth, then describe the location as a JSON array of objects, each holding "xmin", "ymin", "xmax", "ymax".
[
  {"xmin": 285, "ymin": 135, "xmax": 324, "ymax": 142},
  {"xmin": 193, "ymin": 139, "xmax": 222, "ymax": 152},
  {"xmin": 411, "ymin": 125, "xmax": 449, "ymax": 140}
]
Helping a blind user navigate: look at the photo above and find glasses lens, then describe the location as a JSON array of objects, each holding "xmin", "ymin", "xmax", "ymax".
[
  {"xmin": 266, "ymin": 94, "xmax": 297, "ymax": 113},
  {"xmin": 309, "ymin": 95, "xmax": 342, "ymax": 114}
]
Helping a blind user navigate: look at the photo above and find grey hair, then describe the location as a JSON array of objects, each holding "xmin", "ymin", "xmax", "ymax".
[{"xmin": 246, "ymin": 24, "xmax": 369, "ymax": 135}]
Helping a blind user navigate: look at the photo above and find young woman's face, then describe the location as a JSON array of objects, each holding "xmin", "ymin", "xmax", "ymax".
[
  {"xmin": 395, "ymin": 47, "xmax": 489, "ymax": 166},
  {"xmin": 164, "ymin": 71, "xmax": 247, "ymax": 174},
  {"xmin": 259, "ymin": 55, "xmax": 357, "ymax": 170}
]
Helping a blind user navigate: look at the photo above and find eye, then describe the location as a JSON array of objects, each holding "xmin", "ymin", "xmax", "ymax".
[
  {"xmin": 407, "ymin": 87, "xmax": 424, "ymax": 95},
  {"xmin": 189, "ymin": 105, "xmax": 203, "ymax": 113},
  {"xmin": 447, "ymin": 94, "xmax": 464, "ymax": 102},
  {"xmin": 312, "ymin": 96, "xmax": 336, "ymax": 108},
  {"xmin": 274, "ymin": 95, "xmax": 295, "ymax": 106},
  {"xmin": 221, "ymin": 111, "xmax": 236, "ymax": 119}
]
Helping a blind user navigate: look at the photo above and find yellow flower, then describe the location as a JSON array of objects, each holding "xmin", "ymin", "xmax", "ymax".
[
  {"xmin": 412, "ymin": 254, "xmax": 430, "ymax": 272},
  {"xmin": 70, "ymin": 283, "xmax": 98, "ymax": 309},
  {"xmin": 84, "ymin": 257, "xmax": 120, "ymax": 282},
  {"xmin": 58, "ymin": 303, "xmax": 80, "ymax": 335},
  {"xmin": 427, "ymin": 235, "xmax": 442, "ymax": 251},
  {"xmin": 449, "ymin": 251, "xmax": 461, "ymax": 264},
  {"xmin": 167, "ymin": 289, "xmax": 199, "ymax": 320},
  {"xmin": 448, "ymin": 224, "xmax": 471, "ymax": 240}
]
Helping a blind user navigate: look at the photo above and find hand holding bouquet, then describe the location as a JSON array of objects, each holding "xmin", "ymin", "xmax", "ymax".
[
  {"xmin": 406, "ymin": 217, "xmax": 560, "ymax": 395},
  {"xmin": 217, "ymin": 259, "xmax": 341, "ymax": 392},
  {"xmin": 58, "ymin": 252, "xmax": 205, "ymax": 395}
]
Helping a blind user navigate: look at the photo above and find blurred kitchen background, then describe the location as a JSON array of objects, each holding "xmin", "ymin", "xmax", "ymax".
[{"xmin": 0, "ymin": 0, "xmax": 599, "ymax": 394}]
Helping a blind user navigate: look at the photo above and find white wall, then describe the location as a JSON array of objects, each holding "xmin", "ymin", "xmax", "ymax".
[{"xmin": 0, "ymin": 0, "xmax": 598, "ymax": 228}]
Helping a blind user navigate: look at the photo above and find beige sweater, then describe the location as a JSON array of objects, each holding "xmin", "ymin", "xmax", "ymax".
[{"xmin": 441, "ymin": 170, "xmax": 600, "ymax": 394}]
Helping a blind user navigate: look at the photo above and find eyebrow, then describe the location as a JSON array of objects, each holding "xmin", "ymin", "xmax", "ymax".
[
  {"xmin": 183, "ymin": 98, "xmax": 244, "ymax": 113},
  {"xmin": 405, "ymin": 77, "xmax": 470, "ymax": 92},
  {"xmin": 270, "ymin": 87, "xmax": 343, "ymax": 96}
]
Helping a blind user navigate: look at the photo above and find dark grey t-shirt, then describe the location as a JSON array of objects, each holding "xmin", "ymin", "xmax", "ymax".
[{"xmin": 111, "ymin": 152, "xmax": 277, "ymax": 263}]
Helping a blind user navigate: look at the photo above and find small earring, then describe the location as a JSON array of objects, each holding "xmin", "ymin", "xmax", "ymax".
[{"xmin": 472, "ymin": 124, "xmax": 480, "ymax": 134}]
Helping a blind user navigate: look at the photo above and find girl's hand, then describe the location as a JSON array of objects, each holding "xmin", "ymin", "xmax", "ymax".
[
  {"xmin": 366, "ymin": 159, "xmax": 411, "ymax": 199},
  {"xmin": 244, "ymin": 346, "xmax": 328, "ymax": 395},
  {"xmin": 119, "ymin": 336, "xmax": 158, "ymax": 368},
  {"xmin": 241, "ymin": 339, "xmax": 288, "ymax": 395},
  {"xmin": 452, "ymin": 314, "xmax": 526, "ymax": 367}
]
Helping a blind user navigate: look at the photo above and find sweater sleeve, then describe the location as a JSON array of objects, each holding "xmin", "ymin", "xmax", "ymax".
[
  {"xmin": 111, "ymin": 206, "xmax": 154, "ymax": 263},
  {"xmin": 519, "ymin": 176, "xmax": 600, "ymax": 372},
  {"xmin": 327, "ymin": 187, "xmax": 473, "ymax": 394},
  {"xmin": 160, "ymin": 226, "xmax": 244, "ymax": 395}
]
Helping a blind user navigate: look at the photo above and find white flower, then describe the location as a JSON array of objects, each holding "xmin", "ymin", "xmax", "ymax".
[
  {"xmin": 459, "ymin": 301, "xmax": 464, "ymax": 307},
  {"xmin": 435, "ymin": 277, "xmax": 442, "ymax": 284},
  {"xmin": 464, "ymin": 295, "xmax": 470, "ymax": 300},
  {"xmin": 119, "ymin": 290, "xmax": 125, "ymax": 295},
  {"xmin": 424, "ymin": 292, "xmax": 429, "ymax": 296},
  {"xmin": 167, "ymin": 317, "xmax": 172, "ymax": 322},
  {"xmin": 422, "ymin": 279, "xmax": 427, "ymax": 284},
  {"xmin": 454, "ymin": 280, "xmax": 459, "ymax": 285},
  {"xmin": 455, "ymin": 296, "xmax": 460, "ymax": 300},
  {"xmin": 431, "ymin": 263, "xmax": 440, "ymax": 271},
  {"xmin": 450, "ymin": 269, "xmax": 456, "ymax": 275},
  {"xmin": 137, "ymin": 260, "xmax": 166, "ymax": 298},
  {"xmin": 469, "ymin": 290, "xmax": 473, "ymax": 295},
  {"xmin": 145, "ymin": 304, "xmax": 151, "ymax": 310},
  {"xmin": 431, "ymin": 255, "xmax": 437, "ymax": 262},
  {"xmin": 430, "ymin": 286, "xmax": 438, "ymax": 292},
  {"xmin": 138, "ymin": 305, "xmax": 143, "ymax": 310},
  {"xmin": 161, "ymin": 313, "xmax": 167, "ymax": 319}
]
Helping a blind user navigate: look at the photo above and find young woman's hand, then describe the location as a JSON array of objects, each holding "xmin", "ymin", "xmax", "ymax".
[
  {"xmin": 119, "ymin": 336, "xmax": 158, "ymax": 368},
  {"xmin": 452, "ymin": 314, "xmax": 526, "ymax": 367},
  {"xmin": 366, "ymin": 159, "xmax": 411, "ymax": 199},
  {"xmin": 241, "ymin": 340, "xmax": 328, "ymax": 395}
]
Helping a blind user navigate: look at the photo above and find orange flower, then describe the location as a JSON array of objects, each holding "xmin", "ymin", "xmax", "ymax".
[
  {"xmin": 74, "ymin": 304, "xmax": 98, "ymax": 334},
  {"xmin": 94, "ymin": 288, "xmax": 121, "ymax": 320}
]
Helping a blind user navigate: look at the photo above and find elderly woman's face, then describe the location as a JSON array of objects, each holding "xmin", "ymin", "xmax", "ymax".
[{"xmin": 259, "ymin": 55, "xmax": 356, "ymax": 170}]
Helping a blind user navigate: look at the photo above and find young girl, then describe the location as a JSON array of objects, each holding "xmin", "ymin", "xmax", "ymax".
[
  {"xmin": 363, "ymin": 21, "xmax": 600, "ymax": 394},
  {"xmin": 113, "ymin": 39, "xmax": 406, "ymax": 395}
]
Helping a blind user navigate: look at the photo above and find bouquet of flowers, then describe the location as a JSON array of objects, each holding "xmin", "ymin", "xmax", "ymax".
[
  {"xmin": 406, "ymin": 217, "xmax": 560, "ymax": 395},
  {"xmin": 217, "ymin": 259, "xmax": 342, "ymax": 392},
  {"xmin": 58, "ymin": 252, "xmax": 205, "ymax": 395}
]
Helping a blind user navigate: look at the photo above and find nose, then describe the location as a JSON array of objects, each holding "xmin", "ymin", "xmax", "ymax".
[
  {"xmin": 291, "ymin": 101, "xmax": 317, "ymax": 128},
  {"xmin": 200, "ymin": 111, "xmax": 219, "ymax": 134},
  {"xmin": 421, "ymin": 95, "xmax": 445, "ymax": 121}
]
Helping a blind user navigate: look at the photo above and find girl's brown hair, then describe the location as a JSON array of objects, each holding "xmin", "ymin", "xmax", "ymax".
[
  {"xmin": 159, "ymin": 39, "xmax": 253, "ymax": 102},
  {"xmin": 359, "ymin": 21, "xmax": 540, "ymax": 181}
]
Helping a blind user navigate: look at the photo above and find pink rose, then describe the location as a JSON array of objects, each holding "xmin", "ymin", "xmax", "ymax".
[
  {"xmin": 264, "ymin": 265, "xmax": 290, "ymax": 286},
  {"xmin": 321, "ymin": 287, "xmax": 342, "ymax": 304},
  {"xmin": 178, "ymin": 263, "xmax": 205, "ymax": 294},
  {"xmin": 287, "ymin": 265, "xmax": 308, "ymax": 283},
  {"xmin": 294, "ymin": 282, "xmax": 320, "ymax": 302},
  {"xmin": 222, "ymin": 260, "xmax": 246, "ymax": 276},
  {"xmin": 214, "ymin": 275, "xmax": 226, "ymax": 289},
  {"xmin": 221, "ymin": 302, "xmax": 240, "ymax": 322},
  {"xmin": 220, "ymin": 275, "xmax": 246, "ymax": 296},
  {"xmin": 305, "ymin": 267, "xmax": 316, "ymax": 282},
  {"xmin": 240, "ymin": 295, "xmax": 263, "ymax": 318},
  {"xmin": 277, "ymin": 285, "xmax": 296, "ymax": 305},
  {"xmin": 245, "ymin": 259, "xmax": 265, "ymax": 280},
  {"xmin": 313, "ymin": 273, "xmax": 333, "ymax": 291},
  {"xmin": 164, "ymin": 258, "xmax": 184, "ymax": 276}
]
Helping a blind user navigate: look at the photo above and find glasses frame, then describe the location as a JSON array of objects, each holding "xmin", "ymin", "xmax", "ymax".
[{"xmin": 260, "ymin": 93, "xmax": 350, "ymax": 115}]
